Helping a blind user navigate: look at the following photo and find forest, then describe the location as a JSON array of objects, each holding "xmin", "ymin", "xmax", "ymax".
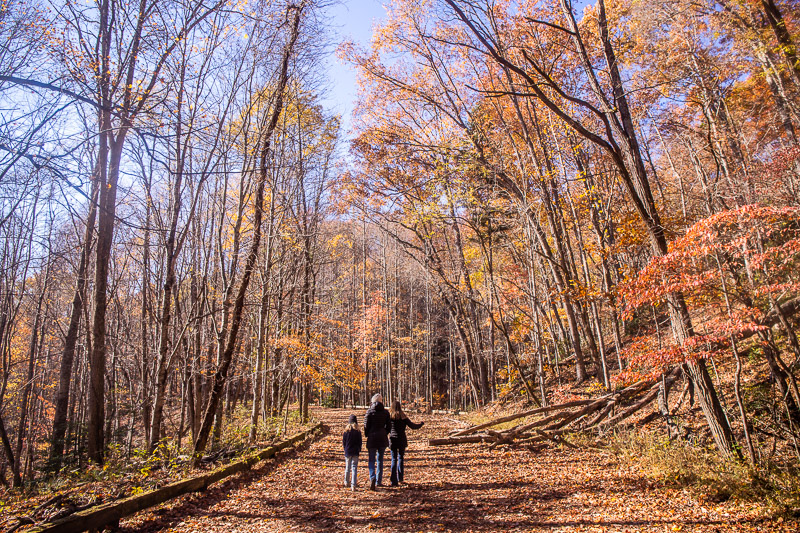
[{"xmin": 1, "ymin": 0, "xmax": 800, "ymax": 528}]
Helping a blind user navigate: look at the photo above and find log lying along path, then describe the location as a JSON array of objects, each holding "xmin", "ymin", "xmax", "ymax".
[
  {"xmin": 23, "ymin": 424, "xmax": 323, "ymax": 533},
  {"xmin": 107, "ymin": 407, "xmax": 797, "ymax": 532}
]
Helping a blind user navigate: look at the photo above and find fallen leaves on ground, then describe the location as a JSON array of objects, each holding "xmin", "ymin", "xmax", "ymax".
[{"xmin": 116, "ymin": 408, "xmax": 798, "ymax": 532}]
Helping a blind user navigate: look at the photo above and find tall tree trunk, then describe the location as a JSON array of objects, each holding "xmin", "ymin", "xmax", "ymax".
[
  {"xmin": 140, "ymin": 178, "xmax": 153, "ymax": 446},
  {"xmin": 49, "ymin": 179, "xmax": 98, "ymax": 469},
  {"xmin": 596, "ymin": 0, "xmax": 737, "ymax": 457},
  {"xmin": 14, "ymin": 274, "xmax": 48, "ymax": 484},
  {"xmin": 0, "ymin": 414, "xmax": 19, "ymax": 487},
  {"xmin": 251, "ymin": 201, "xmax": 279, "ymax": 442},
  {"xmin": 149, "ymin": 65, "xmax": 189, "ymax": 452},
  {"xmin": 250, "ymin": 280, "xmax": 269, "ymax": 442},
  {"xmin": 193, "ymin": 4, "xmax": 302, "ymax": 459}
]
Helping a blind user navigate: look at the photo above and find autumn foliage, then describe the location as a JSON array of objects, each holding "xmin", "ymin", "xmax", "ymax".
[
  {"xmin": 1, "ymin": 0, "xmax": 800, "ymax": 503},
  {"xmin": 620, "ymin": 205, "xmax": 800, "ymax": 380}
]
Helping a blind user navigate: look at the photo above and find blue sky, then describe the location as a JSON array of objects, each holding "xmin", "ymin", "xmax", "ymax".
[{"xmin": 323, "ymin": 0, "xmax": 388, "ymax": 137}]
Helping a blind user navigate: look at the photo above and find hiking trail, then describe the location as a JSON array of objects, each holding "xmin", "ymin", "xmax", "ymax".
[{"xmin": 117, "ymin": 408, "xmax": 796, "ymax": 532}]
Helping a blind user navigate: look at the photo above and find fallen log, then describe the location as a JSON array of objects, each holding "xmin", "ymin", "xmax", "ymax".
[
  {"xmin": 541, "ymin": 377, "xmax": 662, "ymax": 434},
  {"xmin": 448, "ymin": 399, "xmax": 595, "ymax": 437},
  {"xmin": 434, "ymin": 396, "xmax": 620, "ymax": 448},
  {"xmin": 535, "ymin": 429, "xmax": 578, "ymax": 449},
  {"xmin": 435, "ymin": 374, "xmax": 673, "ymax": 449},
  {"xmin": 7, "ymin": 516, "xmax": 35, "ymax": 533},
  {"xmin": 24, "ymin": 423, "xmax": 323, "ymax": 533},
  {"xmin": 582, "ymin": 399, "xmax": 617, "ymax": 429},
  {"xmin": 428, "ymin": 434, "xmax": 496, "ymax": 446},
  {"xmin": 598, "ymin": 369, "xmax": 681, "ymax": 434},
  {"xmin": 541, "ymin": 400, "xmax": 606, "ymax": 431},
  {"xmin": 599, "ymin": 387, "xmax": 660, "ymax": 432},
  {"xmin": 433, "ymin": 369, "xmax": 692, "ymax": 450},
  {"xmin": 504, "ymin": 410, "xmax": 572, "ymax": 435},
  {"xmin": 515, "ymin": 428, "xmax": 570, "ymax": 446},
  {"xmin": 541, "ymin": 379, "xmax": 651, "ymax": 432}
]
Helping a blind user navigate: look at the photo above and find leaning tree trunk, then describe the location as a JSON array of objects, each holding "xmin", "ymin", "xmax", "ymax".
[
  {"xmin": 616, "ymin": 91, "xmax": 739, "ymax": 456},
  {"xmin": 593, "ymin": 0, "xmax": 737, "ymax": 458},
  {"xmin": 761, "ymin": 0, "xmax": 800, "ymax": 88},
  {"xmin": 193, "ymin": 4, "xmax": 302, "ymax": 460}
]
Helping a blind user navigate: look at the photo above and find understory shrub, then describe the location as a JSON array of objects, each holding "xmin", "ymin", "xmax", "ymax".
[{"xmin": 606, "ymin": 430, "xmax": 800, "ymax": 514}]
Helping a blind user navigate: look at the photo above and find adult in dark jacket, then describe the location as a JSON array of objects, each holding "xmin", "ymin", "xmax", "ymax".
[
  {"xmin": 342, "ymin": 414, "xmax": 362, "ymax": 490},
  {"xmin": 388, "ymin": 400, "xmax": 424, "ymax": 486},
  {"xmin": 363, "ymin": 393, "xmax": 391, "ymax": 490}
]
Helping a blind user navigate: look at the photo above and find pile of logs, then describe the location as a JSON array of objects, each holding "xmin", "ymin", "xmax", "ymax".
[{"xmin": 430, "ymin": 368, "xmax": 682, "ymax": 449}]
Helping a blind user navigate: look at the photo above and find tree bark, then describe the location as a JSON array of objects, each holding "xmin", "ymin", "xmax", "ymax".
[
  {"xmin": 0, "ymin": 414, "xmax": 19, "ymax": 487},
  {"xmin": 761, "ymin": 0, "xmax": 800, "ymax": 88},
  {"xmin": 193, "ymin": 4, "xmax": 302, "ymax": 459},
  {"xmin": 149, "ymin": 62, "xmax": 190, "ymax": 452},
  {"xmin": 49, "ymin": 178, "xmax": 98, "ymax": 469}
]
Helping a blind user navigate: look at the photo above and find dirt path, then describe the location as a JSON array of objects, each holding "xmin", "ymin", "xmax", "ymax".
[{"xmin": 120, "ymin": 408, "xmax": 795, "ymax": 532}]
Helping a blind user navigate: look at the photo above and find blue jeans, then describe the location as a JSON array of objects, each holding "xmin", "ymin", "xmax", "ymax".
[
  {"xmin": 367, "ymin": 447, "xmax": 385, "ymax": 485},
  {"xmin": 390, "ymin": 447, "xmax": 405, "ymax": 485},
  {"xmin": 344, "ymin": 455, "xmax": 358, "ymax": 488}
]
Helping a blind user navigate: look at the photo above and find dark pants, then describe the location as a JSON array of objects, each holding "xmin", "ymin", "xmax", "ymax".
[{"xmin": 390, "ymin": 447, "xmax": 405, "ymax": 485}]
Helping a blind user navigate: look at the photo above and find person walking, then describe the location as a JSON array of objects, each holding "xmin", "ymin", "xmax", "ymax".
[
  {"xmin": 363, "ymin": 393, "xmax": 391, "ymax": 490},
  {"xmin": 388, "ymin": 400, "xmax": 424, "ymax": 486},
  {"xmin": 342, "ymin": 414, "xmax": 362, "ymax": 491}
]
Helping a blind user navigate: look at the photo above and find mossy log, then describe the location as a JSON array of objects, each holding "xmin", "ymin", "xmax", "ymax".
[{"xmin": 24, "ymin": 423, "xmax": 323, "ymax": 533}]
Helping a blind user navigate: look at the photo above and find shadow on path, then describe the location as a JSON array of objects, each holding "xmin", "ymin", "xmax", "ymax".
[
  {"xmin": 118, "ymin": 425, "xmax": 329, "ymax": 533},
  {"xmin": 120, "ymin": 408, "xmax": 792, "ymax": 532}
]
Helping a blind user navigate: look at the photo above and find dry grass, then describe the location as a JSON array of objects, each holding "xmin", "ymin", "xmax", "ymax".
[{"xmin": 606, "ymin": 429, "xmax": 800, "ymax": 515}]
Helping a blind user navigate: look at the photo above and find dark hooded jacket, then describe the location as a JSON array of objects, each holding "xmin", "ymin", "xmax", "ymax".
[
  {"xmin": 363, "ymin": 402, "xmax": 391, "ymax": 449},
  {"xmin": 388, "ymin": 416, "xmax": 424, "ymax": 450}
]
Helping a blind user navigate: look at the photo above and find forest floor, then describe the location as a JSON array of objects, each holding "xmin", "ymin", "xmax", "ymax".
[{"xmin": 113, "ymin": 407, "xmax": 799, "ymax": 533}]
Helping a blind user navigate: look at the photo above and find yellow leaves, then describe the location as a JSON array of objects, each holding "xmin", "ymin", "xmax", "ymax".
[{"xmin": 467, "ymin": 270, "xmax": 484, "ymax": 288}]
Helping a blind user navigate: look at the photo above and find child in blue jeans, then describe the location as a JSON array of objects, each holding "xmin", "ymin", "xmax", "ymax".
[{"xmin": 342, "ymin": 414, "xmax": 362, "ymax": 491}]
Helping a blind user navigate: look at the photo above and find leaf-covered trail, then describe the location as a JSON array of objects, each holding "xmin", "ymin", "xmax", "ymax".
[{"xmin": 120, "ymin": 409, "xmax": 795, "ymax": 532}]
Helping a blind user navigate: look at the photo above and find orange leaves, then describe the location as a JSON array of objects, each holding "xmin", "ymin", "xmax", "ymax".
[
  {"xmin": 619, "ymin": 204, "xmax": 800, "ymax": 379},
  {"xmin": 615, "ymin": 337, "xmax": 686, "ymax": 384},
  {"xmin": 623, "ymin": 204, "xmax": 800, "ymax": 314},
  {"xmin": 615, "ymin": 333, "xmax": 735, "ymax": 385}
]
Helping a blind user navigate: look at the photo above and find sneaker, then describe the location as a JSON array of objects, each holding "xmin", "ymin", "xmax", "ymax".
[
  {"xmin": 351, "ymin": 485, "xmax": 356, "ymax": 492},
  {"xmin": 370, "ymin": 479, "xmax": 376, "ymax": 491}
]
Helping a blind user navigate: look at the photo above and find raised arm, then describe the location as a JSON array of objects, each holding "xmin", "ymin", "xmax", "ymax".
[{"xmin": 406, "ymin": 418, "xmax": 424, "ymax": 430}]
